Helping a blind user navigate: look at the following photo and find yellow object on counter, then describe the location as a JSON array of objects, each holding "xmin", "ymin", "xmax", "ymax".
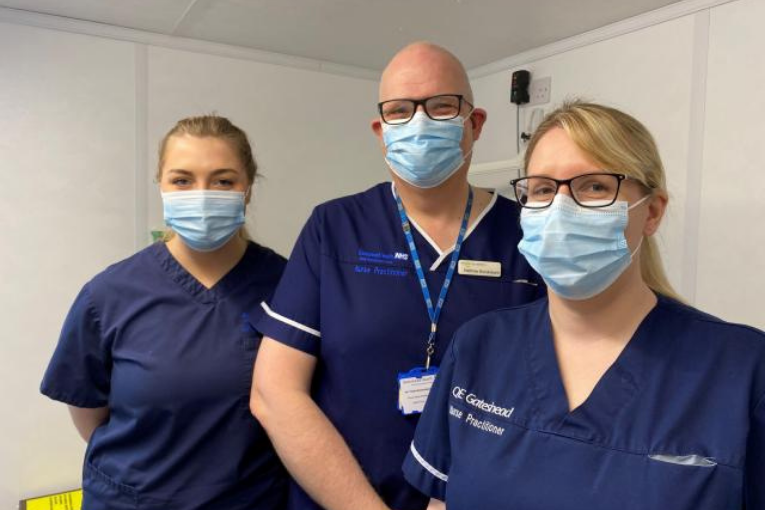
[{"xmin": 20, "ymin": 488, "xmax": 82, "ymax": 510}]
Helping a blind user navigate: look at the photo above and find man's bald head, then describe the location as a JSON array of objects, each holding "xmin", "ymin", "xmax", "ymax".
[
  {"xmin": 379, "ymin": 42, "xmax": 473, "ymax": 103},
  {"xmin": 371, "ymin": 42, "xmax": 487, "ymax": 172}
]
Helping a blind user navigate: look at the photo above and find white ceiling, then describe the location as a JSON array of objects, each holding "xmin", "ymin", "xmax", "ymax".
[{"xmin": 0, "ymin": 0, "xmax": 686, "ymax": 71}]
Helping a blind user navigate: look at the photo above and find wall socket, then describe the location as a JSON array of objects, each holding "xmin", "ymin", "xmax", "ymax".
[{"xmin": 528, "ymin": 77, "xmax": 552, "ymax": 106}]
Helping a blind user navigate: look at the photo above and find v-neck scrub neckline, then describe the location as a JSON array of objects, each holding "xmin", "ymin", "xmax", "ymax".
[
  {"xmin": 152, "ymin": 241, "xmax": 256, "ymax": 304},
  {"xmin": 526, "ymin": 299, "xmax": 651, "ymax": 440},
  {"xmin": 390, "ymin": 183, "xmax": 499, "ymax": 271}
]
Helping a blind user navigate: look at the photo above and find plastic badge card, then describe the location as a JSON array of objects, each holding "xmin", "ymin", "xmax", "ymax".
[
  {"xmin": 398, "ymin": 367, "xmax": 439, "ymax": 415},
  {"xmin": 20, "ymin": 488, "xmax": 82, "ymax": 510}
]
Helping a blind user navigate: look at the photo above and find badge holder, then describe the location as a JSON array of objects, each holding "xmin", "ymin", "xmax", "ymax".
[{"xmin": 398, "ymin": 366, "xmax": 439, "ymax": 415}]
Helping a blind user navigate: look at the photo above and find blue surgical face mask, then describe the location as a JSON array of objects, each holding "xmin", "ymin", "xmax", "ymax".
[
  {"xmin": 162, "ymin": 190, "xmax": 246, "ymax": 252},
  {"xmin": 382, "ymin": 111, "xmax": 472, "ymax": 189},
  {"xmin": 518, "ymin": 193, "xmax": 649, "ymax": 300}
]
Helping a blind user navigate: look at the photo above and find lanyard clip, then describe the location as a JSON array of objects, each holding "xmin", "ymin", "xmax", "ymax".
[{"xmin": 424, "ymin": 331, "xmax": 436, "ymax": 370}]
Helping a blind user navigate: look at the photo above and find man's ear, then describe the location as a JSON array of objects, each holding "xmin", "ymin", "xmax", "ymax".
[
  {"xmin": 469, "ymin": 108, "xmax": 487, "ymax": 141},
  {"xmin": 371, "ymin": 118, "xmax": 383, "ymax": 139},
  {"xmin": 371, "ymin": 117, "xmax": 388, "ymax": 154}
]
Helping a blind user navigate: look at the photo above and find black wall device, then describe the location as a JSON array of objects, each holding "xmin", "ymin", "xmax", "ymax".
[{"xmin": 511, "ymin": 70, "xmax": 531, "ymax": 105}]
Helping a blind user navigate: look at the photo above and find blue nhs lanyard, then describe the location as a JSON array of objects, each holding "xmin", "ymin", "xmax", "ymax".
[{"xmin": 394, "ymin": 187, "xmax": 474, "ymax": 370}]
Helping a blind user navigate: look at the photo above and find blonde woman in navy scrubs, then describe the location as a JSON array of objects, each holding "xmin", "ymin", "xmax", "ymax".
[
  {"xmin": 41, "ymin": 116, "xmax": 287, "ymax": 509},
  {"xmin": 403, "ymin": 102, "xmax": 765, "ymax": 509}
]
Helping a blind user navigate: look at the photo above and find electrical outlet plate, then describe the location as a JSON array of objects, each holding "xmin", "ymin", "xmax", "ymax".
[{"xmin": 528, "ymin": 77, "xmax": 551, "ymax": 106}]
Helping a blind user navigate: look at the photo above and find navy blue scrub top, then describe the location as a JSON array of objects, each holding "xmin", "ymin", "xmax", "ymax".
[
  {"xmin": 403, "ymin": 296, "xmax": 765, "ymax": 510},
  {"xmin": 256, "ymin": 182, "xmax": 545, "ymax": 510},
  {"xmin": 41, "ymin": 241, "xmax": 288, "ymax": 510}
]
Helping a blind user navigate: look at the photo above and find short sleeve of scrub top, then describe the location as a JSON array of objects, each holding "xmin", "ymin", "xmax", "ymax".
[
  {"xmin": 40, "ymin": 285, "xmax": 110, "ymax": 408},
  {"xmin": 258, "ymin": 207, "xmax": 322, "ymax": 354}
]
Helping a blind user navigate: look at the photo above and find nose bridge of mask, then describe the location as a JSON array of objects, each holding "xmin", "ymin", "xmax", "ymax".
[
  {"xmin": 524, "ymin": 193, "xmax": 629, "ymax": 219},
  {"xmin": 163, "ymin": 190, "xmax": 245, "ymax": 218},
  {"xmin": 162, "ymin": 189, "xmax": 245, "ymax": 201},
  {"xmin": 383, "ymin": 113, "xmax": 464, "ymax": 141},
  {"xmin": 520, "ymin": 193, "xmax": 650, "ymax": 242},
  {"xmin": 545, "ymin": 190, "xmax": 652, "ymax": 211}
]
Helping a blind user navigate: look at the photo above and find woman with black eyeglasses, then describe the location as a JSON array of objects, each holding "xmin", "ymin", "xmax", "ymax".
[{"xmin": 403, "ymin": 101, "xmax": 765, "ymax": 510}]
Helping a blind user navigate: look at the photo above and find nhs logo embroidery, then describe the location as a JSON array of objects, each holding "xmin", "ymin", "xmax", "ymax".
[
  {"xmin": 355, "ymin": 249, "xmax": 410, "ymax": 278},
  {"xmin": 357, "ymin": 249, "xmax": 408, "ymax": 264}
]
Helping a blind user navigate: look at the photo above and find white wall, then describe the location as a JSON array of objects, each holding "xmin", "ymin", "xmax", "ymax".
[
  {"xmin": 0, "ymin": 22, "xmax": 138, "ymax": 506},
  {"xmin": 470, "ymin": 0, "xmax": 764, "ymax": 329},
  {"xmin": 0, "ymin": 20, "xmax": 383, "ymax": 509},
  {"xmin": 696, "ymin": 0, "xmax": 765, "ymax": 326}
]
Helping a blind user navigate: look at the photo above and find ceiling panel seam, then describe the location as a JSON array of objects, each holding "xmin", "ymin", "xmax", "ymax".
[{"xmin": 171, "ymin": 0, "xmax": 205, "ymax": 35}]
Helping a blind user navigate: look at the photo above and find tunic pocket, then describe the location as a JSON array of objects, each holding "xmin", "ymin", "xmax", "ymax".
[
  {"xmin": 636, "ymin": 453, "xmax": 741, "ymax": 510},
  {"xmin": 83, "ymin": 462, "xmax": 138, "ymax": 509},
  {"xmin": 648, "ymin": 453, "xmax": 717, "ymax": 467}
]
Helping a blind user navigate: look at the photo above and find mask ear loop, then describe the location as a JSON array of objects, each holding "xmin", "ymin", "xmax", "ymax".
[
  {"xmin": 627, "ymin": 193, "xmax": 652, "ymax": 259},
  {"xmin": 236, "ymin": 188, "xmax": 251, "ymax": 241},
  {"xmin": 628, "ymin": 193, "xmax": 652, "ymax": 210},
  {"xmin": 629, "ymin": 236, "xmax": 645, "ymax": 259},
  {"xmin": 460, "ymin": 108, "xmax": 477, "ymax": 166},
  {"xmin": 242, "ymin": 187, "xmax": 253, "ymax": 238}
]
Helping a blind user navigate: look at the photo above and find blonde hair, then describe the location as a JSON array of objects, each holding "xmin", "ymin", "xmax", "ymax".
[
  {"xmin": 525, "ymin": 101, "xmax": 682, "ymax": 302},
  {"xmin": 157, "ymin": 115, "xmax": 257, "ymax": 242},
  {"xmin": 157, "ymin": 115, "xmax": 257, "ymax": 182}
]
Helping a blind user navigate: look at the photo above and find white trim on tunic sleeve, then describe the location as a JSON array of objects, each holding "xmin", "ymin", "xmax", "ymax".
[
  {"xmin": 410, "ymin": 442, "xmax": 449, "ymax": 482},
  {"xmin": 261, "ymin": 302, "xmax": 322, "ymax": 338}
]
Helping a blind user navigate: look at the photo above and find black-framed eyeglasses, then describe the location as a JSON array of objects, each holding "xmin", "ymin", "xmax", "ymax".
[
  {"xmin": 378, "ymin": 94, "xmax": 473, "ymax": 125},
  {"xmin": 510, "ymin": 173, "xmax": 635, "ymax": 209}
]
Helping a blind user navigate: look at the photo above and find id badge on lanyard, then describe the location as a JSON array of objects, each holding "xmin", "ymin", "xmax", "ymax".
[
  {"xmin": 398, "ymin": 367, "xmax": 439, "ymax": 415},
  {"xmin": 395, "ymin": 187, "xmax": 473, "ymax": 415}
]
